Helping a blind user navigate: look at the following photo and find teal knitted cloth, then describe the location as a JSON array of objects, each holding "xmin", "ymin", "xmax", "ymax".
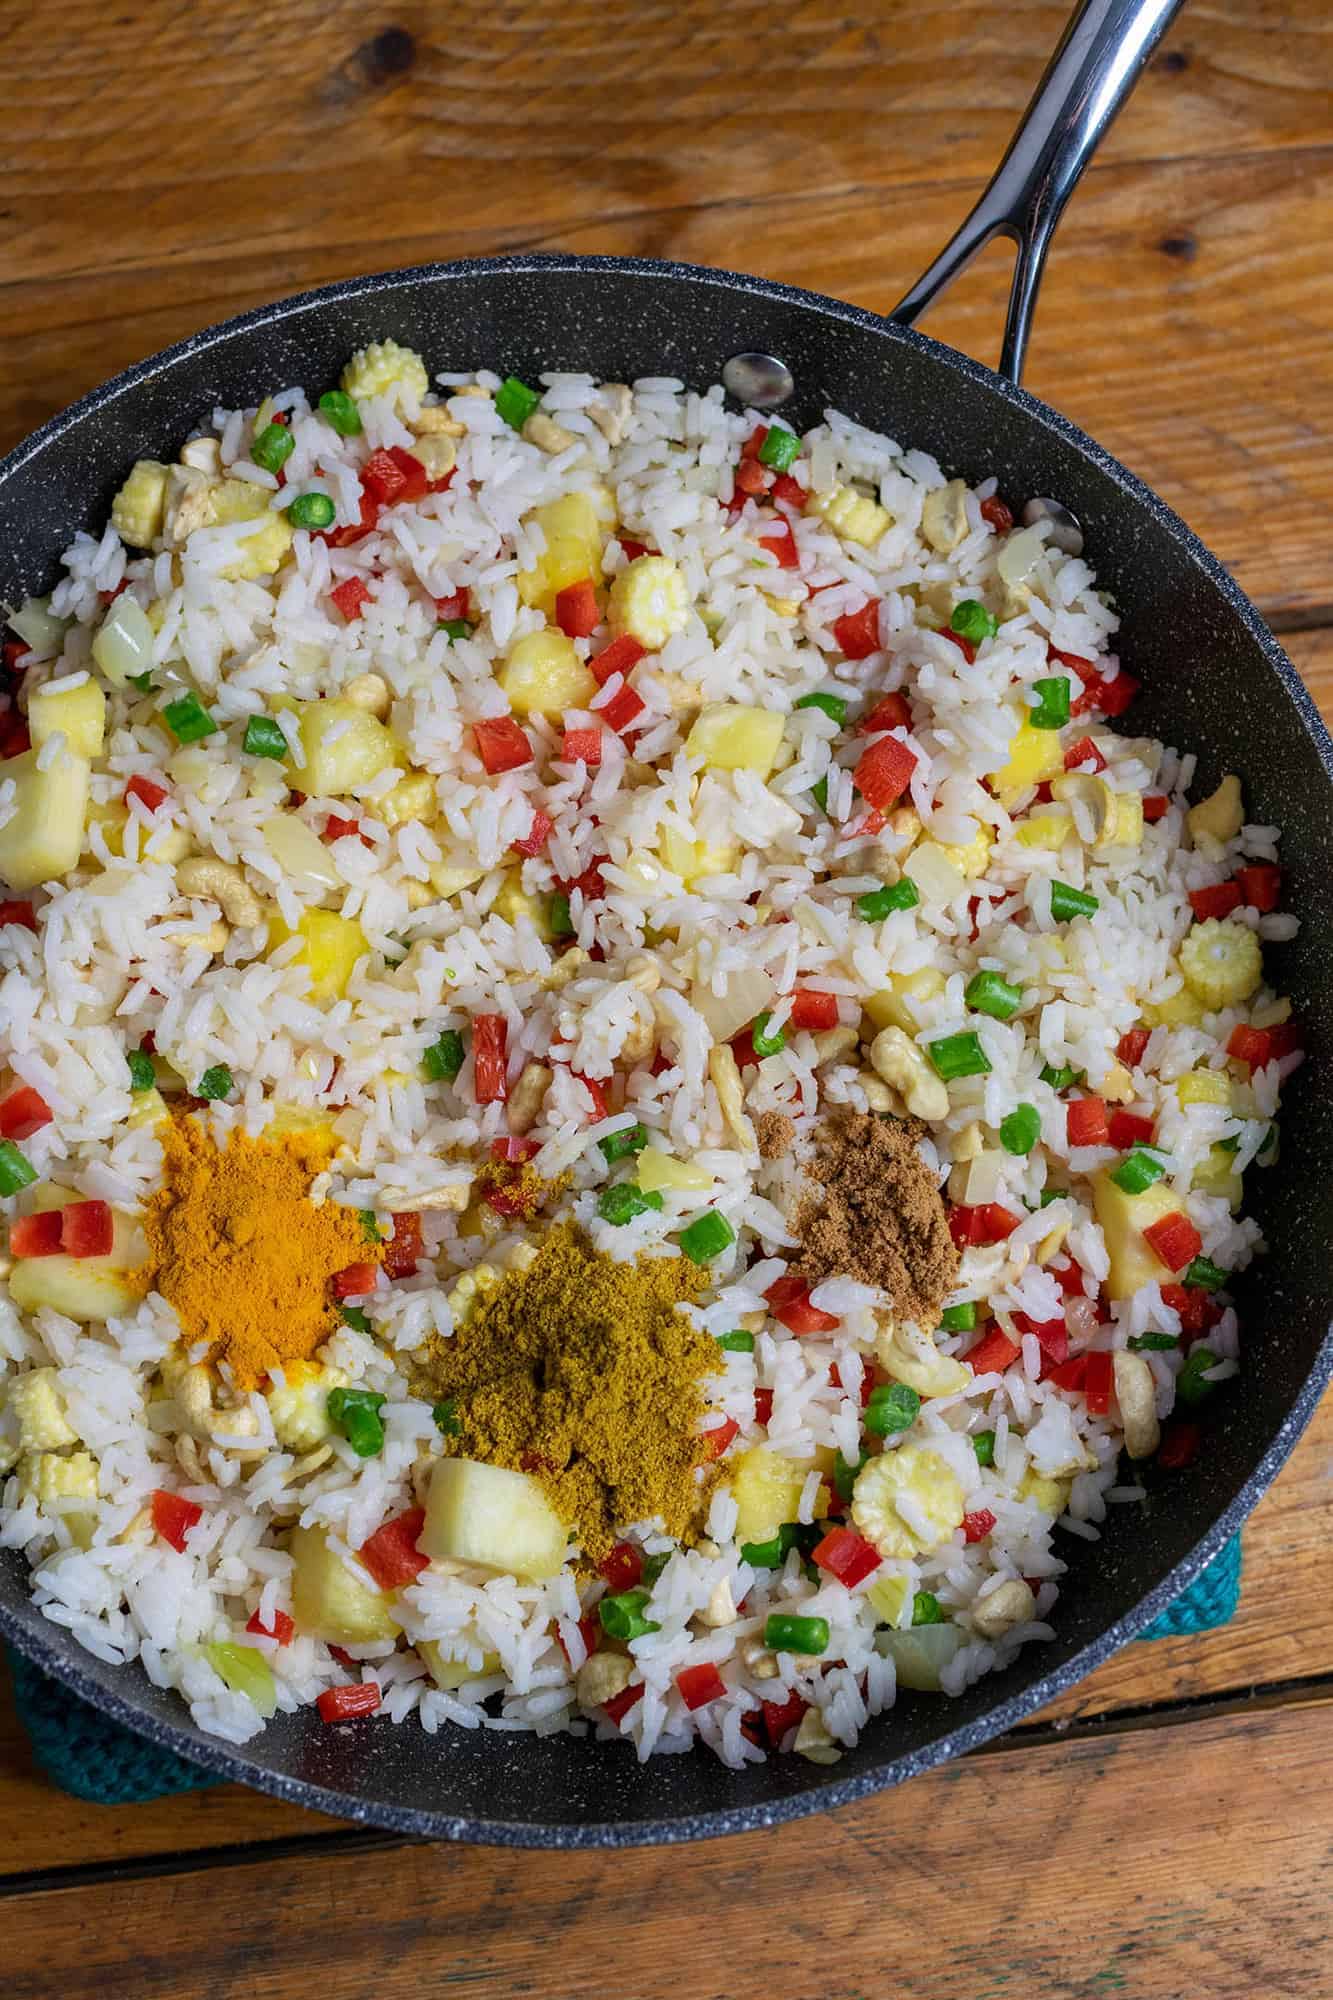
[{"xmin": 7, "ymin": 1537, "xmax": 1241, "ymax": 1805}]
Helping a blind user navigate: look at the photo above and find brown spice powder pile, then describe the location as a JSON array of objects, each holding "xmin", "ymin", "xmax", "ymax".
[
  {"xmin": 794, "ymin": 1107, "xmax": 958, "ymax": 1326},
  {"xmin": 415, "ymin": 1224, "xmax": 717, "ymax": 1562}
]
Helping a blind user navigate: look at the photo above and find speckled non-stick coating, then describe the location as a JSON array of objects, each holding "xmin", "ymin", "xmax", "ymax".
[{"xmin": 1, "ymin": 254, "xmax": 1329, "ymax": 1847}]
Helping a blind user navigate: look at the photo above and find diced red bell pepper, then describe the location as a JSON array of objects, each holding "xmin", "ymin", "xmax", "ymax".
[
  {"xmin": 735, "ymin": 457, "xmax": 770, "ymax": 497},
  {"xmin": 1013, "ymin": 1312, "xmax": 1069, "ymax": 1366},
  {"xmin": 789, "ymin": 988, "xmax": 840, "ymax": 1031},
  {"xmin": 491, "ymin": 1134, "xmax": 540, "ymax": 1164},
  {"xmin": 1063, "ymin": 735, "xmax": 1107, "ymax": 774},
  {"xmin": 125, "ymin": 774, "xmax": 170, "ymax": 814},
  {"xmin": 1052, "ymin": 1257, "xmax": 1093, "ymax": 1301},
  {"xmin": 1142, "ymin": 794, "xmax": 1169, "ymax": 822},
  {"xmin": 561, "ymin": 726, "xmax": 602, "ymax": 767},
  {"xmin": 1070, "ymin": 661, "xmax": 1140, "ymax": 718},
  {"xmin": 1161, "ymin": 1282, "xmax": 1216, "ymax": 1341},
  {"xmin": 323, "ymin": 814, "xmax": 366, "ymax": 845},
  {"xmin": 152, "ymin": 1488, "xmax": 203, "ymax": 1553},
  {"xmin": 0, "ymin": 1084, "xmax": 53, "ymax": 1141},
  {"xmin": 603, "ymin": 1680, "xmax": 645, "ymax": 1725},
  {"xmin": 979, "ymin": 496, "xmax": 1014, "ymax": 533},
  {"xmin": 2, "ymin": 637, "xmax": 30, "ymax": 671},
  {"xmin": 556, "ymin": 1610, "xmax": 602, "ymax": 1667},
  {"xmin": 1083, "ymin": 1350, "xmax": 1113, "ymax": 1416},
  {"xmin": 357, "ymin": 1507, "xmax": 429, "ymax": 1590},
  {"xmin": 1117, "ymin": 1027, "xmax": 1151, "ymax": 1067},
  {"xmin": 330, "ymin": 1261, "xmax": 378, "ymax": 1301},
  {"xmin": 246, "ymin": 1607, "xmax": 295, "ymax": 1646},
  {"xmin": 758, "ymin": 519, "xmax": 800, "ymax": 569},
  {"xmin": 965, "ymin": 1328, "xmax": 1022, "ymax": 1375},
  {"xmin": 832, "ymin": 601, "xmax": 882, "ymax": 660},
  {"xmin": 10, "ymin": 1210, "xmax": 64, "ymax": 1258},
  {"xmin": 753, "ymin": 1387, "xmax": 774, "ymax": 1426},
  {"xmin": 1108, "ymin": 1108, "xmax": 1156, "ymax": 1150},
  {"xmin": 861, "ymin": 692, "xmax": 912, "ymax": 734},
  {"xmin": 618, "ymin": 537, "xmax": 653, "ymax": 561},
  {"xmin": 1236, "ymin": 864, "xmax": 1281, "ymax": 912},
  {"xmin": 322, "ymin": 483, "xmax": 381, "ymax": 547},
  {"xmin": 950, "ymin": 1204, "xmax": 1021, "ymax": 1249},
  {"xmin": 60, "ymin": 1200, "xmax": 113, "ymax": 1258},
  {"xmin": 771, "ymin": 473, "xmax": 807, "ymax": 509},
  {"xmin": 1188, "ymin": 880, "xmax": 1241, "ymax": 921},
  {"xmin": 1157, "ymin": 1420, "xmax": 1202, "ymax": 1469},
  {"xmin": 1046, "ymin": 1354, "xmax": 1088, "ymax": 1393},
  {"xmin": 942, "ymin": 630, "xmax": 976, "ymax": 665},
  {"xmin": 830, "ymin": 1360, "xmax": 879, "ymax": 1408},
  {"xmin": 555, "ymin": 578, "xmax": 600, "ymax": 638},
  {"xmin": 812, "ymin": 1526, "xmax": 881, "ymax": 1587},
  {"xmin": 676, "ymin": 1662, "xmax": 727, "ymax": 1711},
  {"xmin": 589, "ymin": 634, "xmax": 646, "ymax": 687},
  {"xmin": 598, "ymin": 683, "xmax": 645, "ymax": 733},
  {"xmin": 764, "ymin": 1274, "xmax": 840, "ymax": 1335},
  {"xmin": 700, "ymin": 1416, "xmax": 740, "ymax": 1461},
  {"xmin": 327, "ymin": 1646, "xmax": 359, "ymax": 1669},
  {"xmin": 0, "ymin": 900, "xmax": 38, "ymax": 931},
  {"xmin": 1226, "ymin": 1023, "xmax": 1270, "ymax": 1069},
  {"xmin": 559, "ymin": 858, "xmax": 606, "ymax": 904},
  {"xmin": 361, "ymin": 449, "xmax": 408, "ymax": 505},
  {"xmin": 385, "ymin": 444, "xmax": 430, "ymax": 502},
  {"xmin": 1143, "ymin": 1212, "xmax": 1203, "ymax": 1273},
  {"xmin": 1066, "ymin": 1097, "xmax": 1110, "ymax": 1148},
  {"xmin": 962, "ymin": 1508, "xmax": 997, "ymax": 1544},
  {"xmin": 760, "ymin": 1688, "xmax": 809, "ymax": 1747},
  {"xmin": 435, "ymin": 589, "xmax": 470, "ymax": 622},
  {"xmin": 0, "ymin": 709, "xmax": 31, "ymax": 757},
  {"xmin": 740, "ymin": 425, "xmax": 768, "ymax": 461},
  {"xmin": 330, "ymin": 576, "xmax": 373, "ymax": 622},
  {"xmin": 382, "ymin": 1211, "xmax": 422, "ymax": 1279},
  {"xmin": 472, "ymin": 1013, "xmax": 508, "ymax": 1103},
  {"xmin": 599, "ymin": 1541, "xmax": 645, "ymax": 1591},
  {"xmin": 561, "ymin": 1071, "xmax": 604, "ymax": 1122},
  {"xmin": 317, "ymin": 1682, "xmax": 381, "ymax": 1723},
  {"xmin": 511, "ymin": 809, "xmax": 553, "ymax": 858},
  {"xmin": 853, "ymin": 733, "xmax": 917, "ymax": 812},
  {"xmin": 473, "ymin": 717, "xmax": 533, "ymax": 774}
]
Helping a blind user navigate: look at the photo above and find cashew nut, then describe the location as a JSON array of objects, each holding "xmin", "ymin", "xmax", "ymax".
[
  {"xmin": 625, "ymin": 954, "xmax": 662, "ymax": 996},
  {"xmin": 859, "ymin": 1070, "xmax": 899, "ymax": 1114},
  {"xmin": 170, "ymin": 916, "xmax": 230, "ymax": 955},
  {"xmin": 403, "ymin": 879, "xmax": 435, "ymax": 911},
  {"xmin": 698, "ymin": 1576, "xmax": 737, "ymax": 1628},
  {"xmin": 588, "ymin": 384, "xmax": 632, "ymax": 446},
  {"xmin": 971, "ymin": 1577, "xmax": 1036, "ymax": 1640},
  {"xmin": 522, "ymin": 411, "xmax": 577, "ymax": 455},
  {"xmin": 793, "ymin": 1707, "xmax": 843, "ymax": 1764},
  {"xmin": 810, "ymin": 1025, "xmax": 859, "ymax": 1067},
  {"xmin": 948, "ymin": 1121, "xmax": 984, "ymax": 1163},
  {"xmin": 1113, "ymin": 1348, "xmax": 1161, "ymax": 1460},
  {"xmin": 162, "ymin": 464, "xmax": 217, "ymax": 545},
  {"xmin": 180, "ymin": 436, "xmax": 222, "ymax": 477},
  {"xmin": 620, "ymin": 1004, "xmax": 656, "ymax": 1066},
  {"xmin": 176, "ymin": 855, "xmax": 264, "ymax": 929},
  {"xmin": 506, "ymin": 1061, "xmax": 553, "ymax": 1136},
  {"xmin": 412, "ymin": 404, "xmax": 467, "ymax": 439},
  {"xmin": 738, "ymin": 1635, "xmax": 779, "ymax": 1680},
  {"xmin": 576, "ymin": 1650, "xmax": 635, "ymax": 1709},
  {"xmin": 1187, "ymin": 774, "xmax": 1243, "ymax": 848},
  {"xmin": 543, "ymin": 946, "xmax": 587, "ymax": 991},
  {"xmin": 868, "ymin": 1025, "xmax": 950, "ymax": 1120},
  {"xmin": 168, "ymin": 1360, "xmax": 215, "ymax": 1438},
  {"xmin": 709, "ymin": 1043, "xmax": 756, "ymax": 1154},
  {"xmin": 342, "ymin": 672, "xmax": 391, "ymax": 718},
  {"xmin": 921, "ymin": 479, "xmax": 970, "ymax": 555},
  {"xmin": 1098, "ymin": 1062, "xmax": 1135, "ymax": 1104},
  {"xmin": 379, "ymin": 1181, "xmax": 472, "ymax": 1213},
  {"xmin": 407, "ymin": 436, "xmax": 457, "ymax": 483}
]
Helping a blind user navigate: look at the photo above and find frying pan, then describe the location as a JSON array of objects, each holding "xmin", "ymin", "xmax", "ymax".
[{"xmin": 2, "ymin": 0, "xmax": 1330, "ymax": 1847}]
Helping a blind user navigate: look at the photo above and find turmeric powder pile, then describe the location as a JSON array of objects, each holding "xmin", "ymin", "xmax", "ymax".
[
  {"xmin": 140, "ymin": 1115, "xmax": 376, "ymax": 1389},
  {"xmin": 416, "ymin": 1224, "xmax": 718, "ymax": 1562}
]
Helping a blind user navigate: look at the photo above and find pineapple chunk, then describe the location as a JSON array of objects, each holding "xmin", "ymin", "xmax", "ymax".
[
  {"xmin": 127, "ymin": 1085, "xmax": 169, "ymax": 1129},
  {"xmin": 110, "ymin": 460, "xmax": 170, "ymax": 547},
  {"xmin": 207, "ymin": 479, "xmax": 294, "ymax": 580},
  {"xmin": 1193, "ymin": 1144, "xmax": 1243, "ymax": 1208},
  {"xmin": 1180, "ymin": 919, "xmax": 1262, "ymax": 1010},
  {"xmin": 8, "ymin": 1209, "xmax": 145, "ymax": 1323},
  {"xmin": 377, "ymin": 770, "xmax": 436, "ymax": 829},
  {"xmin": 1090, "ymin": 1170, "xmax": 1181, "ymax": 1301},
  {"xmin": 1014, "ymin": 809, "xmax": 1076, "ymax": 851},
  {"xmin": 685, "ymin": 703, "xmax": 785, "ymax": 777},
  {"xmin": 27, "ymin": 675, "xmax": 106, "ymax": 759},
  {"xmin": 920, "ymin": 480, "xmax": 970, "ymax": 555},
  {"xmin": 992, "ymin": 712, "xmax": 1065, "ymax": 801},
  {"xmin": 268, "ymin": 909, "xmax": 368, "ymax": 1001},
  {"xmin": 809, "ymin": 484, "xmax": 891, "ymax": 548},
  {"xmin": 297, "ymin": 699, "xmax": 397, "ymax": 795},
  {"xmin": 659, "ymin": 824, "xmax": 737, "ymax": 884},
  {"xmin": 935, "ymin": 826, "xmax": 992, "ymax": 878},
  {"xmin": 86, "ymin": 799, "xmax": 190, "ymax": 865},
  {"xmin": 340, "ymin": 339, "xmax": 430, "ymax": 409},
  {"xmin": 1141, "ymin": 978, "xmax": 1205, "ymax": 1029},
  {"xmin": 267, "ymin": 1361, "xmax": 349, "ymax": 1451},
  {"xmin": 7, "ymin": 1369, "xmax": 79, "ymax": 1451},
  {"xmin": 636, "ymin": 1148, "xmax": 712, "ymax": 1194},
  {"xmin": 428, "ymin": 852, "xmax": 486, "ymax": 899},
  {"xmin": 851, "ymin": 1445, "xmax": 964, "ymax": 1560},
  {"xmin": 1019, "ymin": 1468, "xmax": 1073, "ymax": 1515},
  {"xmin": 1101, "ymin": 791, "xmax": 1144, "ymax": 850},
  {"xmin": 516, "ymin": 493, "xmax": 609, "ymax": 616},
  {"xmin": 1187, "ymin": 774, "xmax": 1243, "ymax": 846},
  {"xmin": 864, "ymin": 1570, "xmax": 912, "ymax": 1629},
  {"xmin": 0, "ymin": 746, "xmax": 90, "ymax": 891},
  {"xmin": 863, "ymin": 967, "xmax": 946, "ymax": 1034},
  {"xmin": 729, "ymin": 1445, "xmax": 810, "ymax": 1545},
  {"xmin": 420, "ymin": 1457, "xmax": 567, "ymax": 1581},
  {"xmin": 499, "ymin": 630, "xmax": 597, "ymax": 716},
  {"xmin": 290, "ymin": 1524, "xmax": 401, "ymax": 1643},
  {"xmin": 492, "ymin": 865, "xmax": 554, "ymax": 936},
  {"xmin": 18, "ymin": 1450, "xmax": 99, "ymax": 1542},
  {"xmin": 607, "ymin": 555, "xmax": 690, "ymax": 649},
  {"xmin": 1177, "ymin": 1068, "xmax": 1231, "ymax": 1108},
  {"xmin": 418, "ymin": 1639, "xmax": 502, "ymax": 1689}
]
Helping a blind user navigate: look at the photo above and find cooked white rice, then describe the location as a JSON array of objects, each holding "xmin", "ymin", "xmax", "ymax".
[{"xmin": 0, "ymin": 346, "xmax": 1298, "ymax": 1764}]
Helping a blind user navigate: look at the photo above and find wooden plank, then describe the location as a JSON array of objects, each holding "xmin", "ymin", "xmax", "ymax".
[{"xmin": 7, "ymin": 1695, "xmax": 1333, "ymax": 1998}]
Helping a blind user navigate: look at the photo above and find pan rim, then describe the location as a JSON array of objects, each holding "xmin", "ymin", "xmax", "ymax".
[{"xmin": 1, "ymin": 248, "xmax": 1330, "ymax": 1845}]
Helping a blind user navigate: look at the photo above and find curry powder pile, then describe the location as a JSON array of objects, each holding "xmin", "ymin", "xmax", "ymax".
[
  {"xmin": 416, "ymin": 1224, "xmax": 717, "ymax": 1562},
  {"xmin": 140, "ymin": 1115, "xmax": 376, "ymax": 1389}
]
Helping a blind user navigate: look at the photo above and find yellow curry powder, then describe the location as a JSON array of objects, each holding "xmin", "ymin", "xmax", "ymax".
[
  {"xmin": 141, "ymin": 1115, "xmax": 377, "ymax": 1389},
  {"xmin": 416, "ymin": 1223, "xmax": 718, "ymax": 1562}
]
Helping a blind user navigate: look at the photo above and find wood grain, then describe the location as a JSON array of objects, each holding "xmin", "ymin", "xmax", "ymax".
[{"xmin": 8, "ymin": 1695, "xmax": 1333, "ymax": 1999}]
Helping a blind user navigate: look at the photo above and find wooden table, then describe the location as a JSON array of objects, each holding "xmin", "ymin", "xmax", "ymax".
[{"xmin": 3, "ymin": 1, "xmax": 1332, "ymax": 1991}]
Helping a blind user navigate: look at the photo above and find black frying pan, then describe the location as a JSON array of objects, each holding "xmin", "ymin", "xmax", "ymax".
[{"xmin": 2, "ymin": 0, "xmax": 1330, "ymax": 1846}]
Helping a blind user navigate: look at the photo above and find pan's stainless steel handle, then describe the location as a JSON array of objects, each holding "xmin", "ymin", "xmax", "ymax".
[{"xmin": 891, "ymin": 0, "xmax": 1184, "ymax": 383}]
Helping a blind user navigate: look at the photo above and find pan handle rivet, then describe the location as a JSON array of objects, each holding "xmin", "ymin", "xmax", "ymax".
[
  {"xmin": 722, "ymin": 353, "xmax": 795, "ymax": 409},
  {"xmin": 1022, "ymin": 495, "xmax": 1084, "ymax": 557}
]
